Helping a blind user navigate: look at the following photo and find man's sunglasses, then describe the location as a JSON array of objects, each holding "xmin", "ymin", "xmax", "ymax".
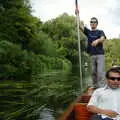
[
  {"xmin": 90, "ymin": 21, "xmax": 97, "ymax": 24},
  {"xmin": 108, "ymin": 77, "xmax": 120, "ymax": 81}
]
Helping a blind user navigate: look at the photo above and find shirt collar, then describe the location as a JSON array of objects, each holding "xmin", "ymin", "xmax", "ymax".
[
  {"xmin": 104, "ymin": 85, "xmax": 109, "ymax": 90},
  {"xmin": 104, "ymin": 85, "xmax": 120, "ymax": 90}
]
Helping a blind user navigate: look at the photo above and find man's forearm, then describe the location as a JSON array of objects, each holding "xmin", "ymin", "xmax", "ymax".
[
  {"xmin": 91, "ymin": 36, "xmax": 105, "ymax": 46},
  {"xmin": 87, "ymin": 105, "xmax": 104, "ymax": 114},
  {"xmin": 87, "ymin": 105, "xmax": 119, "ymax": 118},
  {"xmin": 97, "ymin": 36, "xmax": 105, "ymax": 43}
]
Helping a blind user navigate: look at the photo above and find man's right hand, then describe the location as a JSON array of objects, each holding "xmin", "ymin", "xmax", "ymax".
[{"xmin": 103, "ymin": 109, "xmax": 119, "ymax": 118}]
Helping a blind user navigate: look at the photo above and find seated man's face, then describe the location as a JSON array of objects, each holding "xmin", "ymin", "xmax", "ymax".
[{"xmin": 107, "ymin": 72, "xmax": 120, "ymax": 89}]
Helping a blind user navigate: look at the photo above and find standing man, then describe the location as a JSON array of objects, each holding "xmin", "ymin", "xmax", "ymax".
[
  {"xmin": 83, "ymin": 17, "xmax": 106, "ymax": 88},
  {"xmin": 87, "ymin": 66, "xmax": 120, "ymax": 120}
]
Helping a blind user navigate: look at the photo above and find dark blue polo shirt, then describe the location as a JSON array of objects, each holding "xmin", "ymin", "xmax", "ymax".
[{"xmin": 84, "ymin": 27, "xmax": 106, "ymax": 55}]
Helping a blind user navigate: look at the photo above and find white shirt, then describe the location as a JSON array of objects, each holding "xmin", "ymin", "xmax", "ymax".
[{"xmin": 87, "ymin": 86, "xmax": 120, "ymax": 119}]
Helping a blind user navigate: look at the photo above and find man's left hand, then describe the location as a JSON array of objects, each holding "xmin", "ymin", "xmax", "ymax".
[{"xmin": 91, "ymin": 40, "xmax": 99, "ymax": 47}]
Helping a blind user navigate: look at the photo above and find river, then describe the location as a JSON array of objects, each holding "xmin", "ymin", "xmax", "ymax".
[{"xmin": 1, "ymin": 65, "xmax": 92, "ymax": 120}]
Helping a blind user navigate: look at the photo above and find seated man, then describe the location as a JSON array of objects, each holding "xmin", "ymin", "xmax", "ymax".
[{"xmin": 87, "ymin": 66, "xmax": 120, "ymax": 120}]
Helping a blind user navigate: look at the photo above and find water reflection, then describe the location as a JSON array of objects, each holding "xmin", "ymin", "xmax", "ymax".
[
  {"xmin": 37, "ymin": 65, "xmax": 91, "ymax": 119},
  {"xmin": 39, "ymin": 108, "xmax": 55, "ymax": 120},
  {"xmin": 1, "ymin": 66, "xmax": 91, "ymax": 120}
]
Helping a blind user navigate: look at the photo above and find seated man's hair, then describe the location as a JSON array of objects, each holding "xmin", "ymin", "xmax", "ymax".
[{"xmin": 105, "ymin": 66, "xmax": 120, "ymax": 78}]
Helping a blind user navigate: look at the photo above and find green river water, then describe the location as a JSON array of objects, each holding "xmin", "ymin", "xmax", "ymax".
[{"xmin": 1, "ymin": 65, "xmax": 92, "ymax": 120}]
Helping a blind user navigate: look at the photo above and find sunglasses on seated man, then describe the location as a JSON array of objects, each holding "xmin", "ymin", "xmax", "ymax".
[{"xmin": 108, "ymin": 77, "xmax": 120, "ymax": 81}]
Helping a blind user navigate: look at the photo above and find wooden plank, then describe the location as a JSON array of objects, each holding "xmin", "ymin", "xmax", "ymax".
[{"xmin": 57, "ymin": 87, "xmax": 94, "ymax": 120}]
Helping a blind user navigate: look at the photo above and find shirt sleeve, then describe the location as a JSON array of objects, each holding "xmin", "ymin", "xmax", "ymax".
[
  {"xmin": 84, "ymin": 27, "xmax": 90, "ymax": 36},
  {"xmin": 87, "ymin": 89, "xmax": 100, "ymax": 106},
  {"xmin": 100, "ymin": 30, "xmax": 107, "ymax": 39}
]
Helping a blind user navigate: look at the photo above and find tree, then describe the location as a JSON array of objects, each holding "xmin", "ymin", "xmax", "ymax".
[
  {"xmin": 105, "ymin": 39, "xmax": 120, "ymax": 68},
  {"xmin": 42, "ymin": 13, "xmax": 88, "ymax": 63},
  {"xmin": 0, "ymin": 0, "xmax": 36, "ymax": 49},
  {"xmin": 0, "ymin": 40, "xmax": 33, "ymax": 80}
]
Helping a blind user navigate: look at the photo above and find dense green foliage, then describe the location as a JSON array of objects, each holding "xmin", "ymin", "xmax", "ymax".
[
  {"xmin": 105, "ymin": 39, "xmax": 120, "ymax": 69},
  {"xmin": 0, "ymin": 1, "xmax": 73, "ymax": 81},
  {"xmin": 0, "ymin": 0, "xmax": 33, "ymax": 48},
  {"xmin": 0, "ymin": 41, "xmax": 32, "ymax": 81},
  {"xmin": 42, "ymin": 13, "xmax": 88, "ymax": 63}
]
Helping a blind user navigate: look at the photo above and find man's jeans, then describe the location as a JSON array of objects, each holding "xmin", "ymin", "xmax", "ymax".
[
  {"xmin": 91, "ymin": 114, "xmax": 113, "ymax": 120},
  {"xmin": 91, "ymin": 55, "xmax": 105, "ymax": 88}
]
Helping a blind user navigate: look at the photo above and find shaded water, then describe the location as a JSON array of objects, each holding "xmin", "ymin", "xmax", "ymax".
[
  {"xmin": 0, "ymin": 66, "xmax": 91, "ymax": 120},
  {"xmin": 39, "ymin": 66, "xmax": 92, "ymax": 120}
]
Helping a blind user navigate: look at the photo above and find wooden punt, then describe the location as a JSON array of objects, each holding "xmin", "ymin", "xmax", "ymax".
[{"xmin": 57, "ymin": 87, "xmax": 95, "ymax": 120}]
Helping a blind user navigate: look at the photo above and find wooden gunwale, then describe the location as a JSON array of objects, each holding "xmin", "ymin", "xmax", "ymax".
[{"xmin": 57, "ymin": 87, "xmax": 95, "ymax": 120}]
